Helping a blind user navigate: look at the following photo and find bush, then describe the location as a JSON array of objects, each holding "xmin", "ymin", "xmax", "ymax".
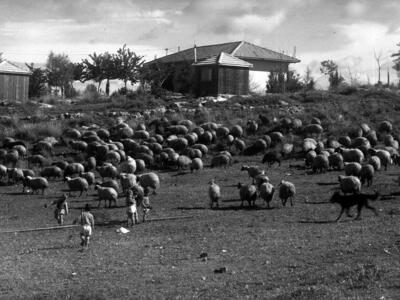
[
  {"xmin": 13, "ymin": 121, "xmax": 63, "ymax": 141},
  {"xmin": 82, "ymin": 84, "xmax": 100, "ymax": 103}
]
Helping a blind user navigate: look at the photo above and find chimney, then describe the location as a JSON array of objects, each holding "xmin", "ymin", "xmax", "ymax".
[{"xmin": 194, "ymin": 44, "xmax": 197, "ymax": 63}]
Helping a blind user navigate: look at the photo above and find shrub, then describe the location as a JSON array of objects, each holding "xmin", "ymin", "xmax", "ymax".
[
  {"xmin": 13, "ymin": 121, "xmax": 63, "ymax": 141},
  {"xmin": 81, "ymin": 84, "xmax": 101, "ymax": 103}
]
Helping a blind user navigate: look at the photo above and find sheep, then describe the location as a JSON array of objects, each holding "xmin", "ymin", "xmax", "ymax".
[
  {"xmin": 368, "ymin": 149, "xmax": 391, "ymax": 171},
  {"xmin": 70, "ymin": 140, "xmax": 88, "ymax": 152},
  {"xmin": 177, "ymin": 155, "xmax": 192, "ymax": 170},
  {"xmin": 119, "ymin": 173, "xmax": 137, "ymax": 195},
  {"xmin": 237, "ymin": 183, "xmax": 258, "ymax": 207},
  {"xmin": 338, "ymin": 175, "xmax": 361, "ymax": 195},
  {"xmin": 344, "ymin": 162, "xmax": 362, "ymax": 177},
  {"xmin": 190, "ymin": 158, "xmax": 203, "ymax": 173},
  {"xmin": 137, "ymin": 172, "xmax": 160, "ymax": 194},
  {"xmin": 302, "ymin": 124, "xmax": 323, "ymax": 137},
  {"xmin": 261, "ymin": 151, "xmax": 282, "ymax": 167},
  {"xmin": 312, "ymin": 154, "xmax": 329, "ymax": 173},
  {"xmin": 22, "ymin": 176, "xmax": 49, "ymax": 194},
  {"xmin": 7, "ymin": 168, "xmax": 24, "ymax": 184},
  {"xmin": 379, "ymin": 120, "xmax": 392, "ymax": 133},
  {"xmin": 303, "ymin": 138, "xmax": 317, "ymax": 153},
  {"xmin": 360, "ymin": 164, "xmax": 375, "ymax": 187},
  {"xmin": 278, "ymin": 180, "xmax": 296, "ymax": 207},
  {"xmin": 335, "ymin": 147, "xmax": 364, "ymax": 163},
  {"xmin": 40, "ymin": 166, "xmax": 63, "ymax": 180},
  {"xmin": 0, "ymin": 164, "xmax": 7, "ymax": 180},
  {"xmin": 65, "ymin": 176, "xmax": 89, "ymax": 197},
  {"xmin": 210, "ymin": 154, "xmax": 231, "ymax": 168},
  {"xmin": 230, "ymin": 125, "xmax": 243, "ymax": 138},
  {"xmin": 4, "ymin": 151, "xmax": 19, "ymax": 167},
  {"xmin": 81, "ymin": 171, "xmax": 96, "ymax": 188},
  {"xmin": 105, "ymin": 150, "xmax": 121, "ymax": 166},
  {"xmin": 305, "ymin": 150, "xmax": 317, "ymax": 167},
  {"xmin": 135, "ymin": 159, "xmax": 146, "ymax": 173},
  {"xmin": 245, "ymin": 120, "xmax": 258, "ymax": 135},
  {"xmin": 255, "ymin": 174, "xmax": 270, "ymax": 188},
  {"xmin": 51, "ymin": 160, "xmax": 69, "ymax": 170},
  {"xmin": 368, "ymin": 156, "xmax": 381, "ymax": 171},
  {"xmin": 208, "ymin": 179, "xmax": 221, "ymax": 209},
  {"xmin": 95, "ymin": 185, "xmax": 118, "ymax": 208},
  {"xmin": 241, "ymin": 165, "xmax": 265, "ymax": 184},
  {"xmin": 98, "ymin": 179, "xmax": 120, "ymax": 194},
  {"xmin": 259, "ymin": 182, "xmax": 275, "ymax": 208},
  {"xmin": 22, "ymin": 169, "xmax": 35, "ymax": 178},
  {"xmin": 97, "ymin": 164, "xmax": 118, "ymax": 181},
  {"xmin": 12, "ymin": 144, "xmax": 27, "ymax": 157},
  {"xmin": 328, "ymin": 153, "xmax": 344, "ymax": 170},
  {"xmin": 119, "ymin": 156, "xmax": 137, "ymax": 174},
  {"xmin": 64, "ymin": 163, "xmax": 84, "ymax": 177}
]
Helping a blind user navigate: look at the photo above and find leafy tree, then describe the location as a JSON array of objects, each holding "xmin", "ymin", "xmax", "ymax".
[
  {"xmin": 140, "ymin": 61, "xmax": 174, "ymax": 96},
  {"xmin": 266, "ymin": 70, "xmax": 303, "ymax": 93},
  {"xmin": 114, "ymin": 44, "xmax": 144, "ymax": 91},
  {"xmin": 320, "ymin": 60, "xmax": 344, "ymax": 89},
  {"xmin": 25, "ymin": 63, "xmax": 47, "ymax": 98},
  {"xmin": 46, "ymin": 52, "xmax": 74, "ymax": 97}
]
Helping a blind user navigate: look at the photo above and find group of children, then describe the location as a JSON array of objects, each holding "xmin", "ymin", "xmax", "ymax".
[{"xmin": 46, "ymin": 187, "xmax": 151, "ymax": 248}]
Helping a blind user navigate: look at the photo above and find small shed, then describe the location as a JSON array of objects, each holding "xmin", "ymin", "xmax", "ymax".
[
  {"xmin": 0, "ymin": 61, "xmax": 31, "ymax": 102},
  {"xmin": 193, "ymin": 52, "xmax": 253, "ymax": 96}
]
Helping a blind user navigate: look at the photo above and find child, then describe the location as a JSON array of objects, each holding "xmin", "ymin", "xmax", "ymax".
[
  {"xmin": 126, "ymin": 189, "xmax": 138, "ymax": 226},
  {"xmin": 141, "ymin": 187, "xmax": 152, "ymax": 222},
  {"xmin": 75, "ymin": 204, "xmax": 95, "ymax": 248},
  {"xmin": 45, "ymin": 193, "xmax": 69, "ymax": 225}
]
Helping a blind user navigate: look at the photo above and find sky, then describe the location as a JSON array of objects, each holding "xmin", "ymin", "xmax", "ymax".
[{"xmin": 1, "ymin": 0, "xmax": 400, "ymax": 89}]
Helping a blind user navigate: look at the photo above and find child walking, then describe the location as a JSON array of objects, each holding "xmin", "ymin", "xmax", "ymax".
[{"xmin": 126, "ymin": 189, "xmax": 138, "ymax": 226}]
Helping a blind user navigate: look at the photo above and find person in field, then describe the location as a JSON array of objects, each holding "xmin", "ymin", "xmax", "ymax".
[
  {"xmin": 45, "ymin": 193, "xmax": 69, "ymax": 225},
  {"xmin": 141, "ymin": 187, "xmax": 152, "ymax": 222},
  {"xmin": 75, "ymin": 204, "xmax": 94, "ymax": 248},
  {"xmin": 126, "ymin": 189, "xmax": 138, "ymax": 226}
]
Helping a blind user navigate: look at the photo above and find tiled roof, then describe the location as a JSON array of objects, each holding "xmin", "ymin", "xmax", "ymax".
[
  {"xmin": 0, "ymin": 61, "xmax": 31, "ymax": 75},
  {"xmin": 193, "ymin": 52, "xmax": 253, "ymax": 68},
  {"xmin": 148, "ymin": 41, "xmax": 300, "ymax": 65}
]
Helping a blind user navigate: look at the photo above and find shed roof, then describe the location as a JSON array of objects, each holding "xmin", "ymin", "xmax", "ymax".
[
  {"xmin": 148, "ymin": 41, "xmax": 300, "ymax": 65},
  {"xmin": 0, "ymin": 61, "xmax": 31, "ymax": 75},
  {"xmin": 193, "ymin": 52, "xmax": 253, "ymax": 68}
]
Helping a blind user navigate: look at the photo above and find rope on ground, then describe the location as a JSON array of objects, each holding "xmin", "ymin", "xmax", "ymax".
[{"xmin": 0, "ymin": 224, "xmax": 79, "ymax": 234}]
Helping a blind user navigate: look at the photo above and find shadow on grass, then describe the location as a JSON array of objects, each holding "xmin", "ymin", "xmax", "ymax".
[
  {"xmin": 214, "ymin": 205, "xmax": 278, "ymax": 211},
  {"xmin": 172, "ymin": 171, "xmax": 190, "ymax": 177},
  {"xmin": 289, "ymin": 164, "xmax": 307, "ymax": 170},
  {"xmin": 316, "ymin": 182, "xmax": 338, "ymax": 186},
  {"xmin": 95, "ymin": 219, "xmax": 126, "ymax": 227},
  {"xmin": 177, "ymin": 206, "xmax": 207, "ymax": 210},
  {"xmin": 71, "ymin": 205, "xmax": 123, "ymax": 210},
  {"xmin": 298, "ymin": 219, "xmax": 336, "ymax": 224},
  {"xmin": 303, "ymin": 201, "xmax": 330, "ymax": 205},
  {"xmin": 4, "ymin": 191, "xmax": 26, "ymax": 196}
]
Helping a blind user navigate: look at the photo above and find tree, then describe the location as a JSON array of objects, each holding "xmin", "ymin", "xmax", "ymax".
[
  {"xmin": 26, "ymin": 63, "xmax": 47, "ymax": 98},
  {"xmin": 374, "ymin": 49, "xmax": 382, "ymax": 84},
  {"xmin": 46, "ymin": 52, "xmax": 75, "ymax": 97},
  {"xmin": 114, "ymin": 44, "xmax": 144, "ymax": 91},
  {"xmin": 303, "ymin": 67, "xmax": 315, "ymax": 91},
  {"xmin": 320, "ymin": 60, "xmax": 344, "ymax": 89},
  {"xmin": 266, "ymin": 70, "xmax": 303, "ymax": 93},
  {"xmin": 391, "ymin": 43, "xmax": 400, "ymax": 82},
  {"xmin": 140, "ymin": 61, "xmax": 173, "ymax": 96}
]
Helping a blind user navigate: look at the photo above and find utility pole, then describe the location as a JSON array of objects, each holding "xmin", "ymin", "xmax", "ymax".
[
  {"xmin": 165, "ymin": 48, "xmax": 169, "ymax": 56},
  {"xmin": 387, "ymin": 67, "xmax": 390, "ymax": 86}
]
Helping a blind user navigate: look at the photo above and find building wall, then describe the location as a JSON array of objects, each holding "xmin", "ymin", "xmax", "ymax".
[
  {"xmin": 194, "ymin": 66, "xmax": 219, "ymax": 96},
  {"xmin": 0, "ymin": 73, "xmax": 29, "ymax": 102},
  {"xmin": 217, "ymin": 66, "xmax": 249, "ymax": 95},
  {"xmin": 240, "ymin": 59, "xmax": 289, "ymax": 72}
]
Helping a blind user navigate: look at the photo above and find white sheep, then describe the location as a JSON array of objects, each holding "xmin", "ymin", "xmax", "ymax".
[
  {"xmin": 190, "ymin": 158, "xmax": 203, "ymax": 173},
  {"xmin": 255, "ymin": 174, "xmax": 270, "ymax": 188},
  {"xmin": 22, "ymin": 176, "xmax": 49, "ymax": 194},
  {"xmin": 64, "ymin": 162, "xmax": 84, "ymax": 177},
  {"xmin": 40, "ymin": 166, "xmax": 63, "ymax": 180},
  {"xmin": 95, "ymin": 184, "xmax": 118, "ymax": 208},
  {"xmin": 368, "ymin": 156, "xmax": 381, "ymax": 171},
  {"xmin": 137, "ymin": 172, "xmax": 160, "ymax": 194},
  {"xmin": 338, "ymin": 175, "xmax": 361, "ymax": 195},
  {"xmin": 237, "ymin": 183, "xmax": 258, "ymax": 207},
  {"xmin": 369, "ymin": 149, "xmax": 391, "ymax": 171},
  {"xmin": 335, "ymin": 147, "xmax": 364, "ymax": 163},
  {"xmin": 65, "ymin": 176, "xmax": 89, "ymax": 197},
  {"xmin": 177, "ymin": 155, "xmax": 192, "ymax": 170},
  {"xmin": 119, "ymin": 156, "xmax": 137, "ymax": 174},
  {"xmin": 119, "ymin": 173, "xmax": 137, "ymax": 195},
  {"xmin": 241, "ymin": 165, "xmax": 265, "ymax": 184},
  {"xmin": 360, "ymin": 164, "xmax": 374, "ymax": 187},
  {"xmin": 0, "ymin": 164, "xmax": 7, "ymax": 181},
  {"xmin": 279, "ymin": 180, "xmax": 296, "ymax": 207},
  {"xmin": 259, "ymin": 182, "xmax": 275, "ymax": 208},
  {"xmin": 7, "ymin": 168, "xmax": 24, "ymax": 184},
  {"xmin": 210, "ymin": 154, "xmax": 231, "ymax": 168},
  {"xmin": 312, "ymin": 154, "xmax": 329, "ymax": 173},
  {"xmin": 328, "ymin": 153, "xmax": 344, "ymax": 170},
  {"xmin": 208, "ymin": 179, "xmax": 221, "ymax": 209},
  {"xmin": 81, "ymin": 172, "xmax": 96, "ymax": 188}
]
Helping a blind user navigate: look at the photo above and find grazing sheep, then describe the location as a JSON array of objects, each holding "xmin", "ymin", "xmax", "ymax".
[
  {"xmin": 177, "ymin": 155, "xmax": 192, "ymax": 170},
  {"xmin": 259, "ymin": 182, "xmax": 275, "ymax": 208},
  {"xmin": 335, "ymin": 147, "xmax": 364, "ymax": 163},
  {"xmin": 95, "ymin": 185, "xmax": 118, "ymax": 208},
  {"xmin": 210, "ymin": 154, "xmax": 231, "ymax": 168},
  {"xmin": 278, "ymin": 180, "xmax": 296, "ymax": 207},
  {"xmin": 119, "ymin": 156, "xmax": 137, "ymax": 174},
  {"xmin": 4, "ymin": 151, "xmax": 19, "ymax": 167},
  {"xmin": 230, "ymin": 125, "xmax": 243, "ymax": 138},
  {"xmin": 338, "ymin": 175, "xmax": 361, "ymax": 195},
  {"xmin": 368, "ymin": 149, "xmax": 391, "ymax": 171},
  {"xmin": 0, "ymin": 164, "xmax": 7, "ymax": 180},
  {"xmin": 330, "ymin": 190, "xmax": 379, "ymax": 221},
  {"xmin": 312, "ymin": 154, "xmax": 329, "ymax": 173},
  {"xmin": 40, "ymin": 166, "xmax": 63, "ymax": 180},
  {"xmin": 302, "ymin": 124, "xmax": 323, "ymax": 137},
  {"xmin": 119, "ymin": 173, "xmax": 137, "ymax": 195},
  {"xmin": 98, "ymin": 179, "xmax": 120, "ymax": 194},
  {"xmin": 305, "ymin": 150, "xmax": 317, "ymax": 167},
  {"xmin": 22, "ymin": 176, "xmax": 49, "ymax": 194},
  {"xmin": 208, "ymin": 179, "xmax": 221, "ymax": 209},
  {"xmin": 137, "ymin": 172, "xmax": 160, "ymax": 194},
  {"xmin": 344, "ymin": 162, "xmax": 362, "ymax": 177},
  {"xmin": 368, "ymin": 156, "xmax": 381, "ymax": 171},
  {"xmin": 190, "ymin": 158, "xmax": 203, "ymax": 173},
  {"xmin": 70, "ymin": 140, "xmax": 88, "ymax": 152},
  {"xmin": 105, "ymin": 151, "xmax": 121, "ymax": 166},
  {"xmin": 135, "ymin": 159, "xmax": 146, "ymax": 173},
  {"xmin": 338, "ymin": 136, "xmax": 352, "ymax": 148},
  {"xmin": 237, "ymin": 183, "xmax": 258, "ymax": 207},
  {"xmin": 241, "ymin": 165, "xmax": 265, "ymax": 184},
  {"xmin": 64, "ymin": 163, "xmax": 84, "ymax": 177},
  {"xmin": 81, "ymin": 171, "xmax": 96, "ymax": 188},
  {"xmin": 303, "ymin": 138, "xmax": 317, "ymax": 153},
  {"xmin": 379, "ymin": 120, "xmax": 392, "ymax": 133},
  {"xmin": 22, "ymin": 169, "xmax": 35, "ymax": 178},
  {"xmin": 12, "ymin": 144, "xmax": 27, "ymax": 157},
  {"xmin": 65, "ymin": 176, "xmax": 89, "ymax": 197},
  {"xmin": 255, "ymin": 174, "xmax": 270, "ymax": 188},
  {"xmin": 7, "ymin": 168, "xmax": 24, "ymax": 184},
  {"xmin": 261, "ymin": 151, "xmax": 282, "ymax": 167},
  {"xmin": 360, "ymin": 164, "xmax": 375, "ymax": 187},
  {"xmin": 245, "ymin": 120, "xmax": 258, "ymax": 135},
  {"xmin": 328, "ymin": 153, "xmax": 344, "ymax": 170},
  {"xmin": 51, "ymin": 160, "xmax": 69, "ymax": 170},
  {"xmin": 97, "ymin": 164, "xmax": 118, "ymax": 181}
]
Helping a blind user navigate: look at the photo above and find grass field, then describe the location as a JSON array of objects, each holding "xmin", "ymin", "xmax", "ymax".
[{"xmin": 1, "ymin": 153, "xmax": 400, "ymax": 299}]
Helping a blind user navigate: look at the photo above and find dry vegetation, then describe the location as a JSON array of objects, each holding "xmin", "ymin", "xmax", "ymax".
[{"xmin": 1, "ymin": 89, "xmax": 400, "ymax": 299}]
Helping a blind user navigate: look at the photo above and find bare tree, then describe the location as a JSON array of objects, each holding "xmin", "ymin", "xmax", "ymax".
[
  {"xmin": 0, "ymin": 53, "xmax": 3, "ymax": 63},
  {"xmin": 374, "ymin": 49, "xmax": 382, "ymax": 84}
]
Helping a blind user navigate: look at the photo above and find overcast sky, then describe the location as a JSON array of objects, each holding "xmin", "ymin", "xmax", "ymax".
[{"xmin": 1, "ymin": 0, "xmax": 400, "ymax": 87}]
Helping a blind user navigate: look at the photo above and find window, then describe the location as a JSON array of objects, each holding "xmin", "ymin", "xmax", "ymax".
[{"xmin": 200, "ymin": 68, "xmax": 212, "ymax": 82}]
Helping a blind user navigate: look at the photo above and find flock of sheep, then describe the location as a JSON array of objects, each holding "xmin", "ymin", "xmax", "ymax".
[{"xmin": 0, "ymin": 107, "xmax": 398, "ymax": 224}]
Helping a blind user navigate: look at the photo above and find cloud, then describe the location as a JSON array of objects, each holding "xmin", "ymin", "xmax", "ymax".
[
  {"xmin": 346, "ymin": 1, "xmax": 367, "ymax": 17},
  {"xmin": 232, "ymin": 11, "xmax": 286, "ymax": 34}
]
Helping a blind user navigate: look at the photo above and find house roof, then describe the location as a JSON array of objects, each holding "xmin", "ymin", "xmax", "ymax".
[
  {"xmin": 148, "ymin": 41, "xmax": 300, "ymax": 65},
  {"xmin": 193, "ymin": 52, "xmax": 253, "ymax": 68},
  {"xmin": 0, "ymin": 61, "xmax": 31, "ymax": 75}
]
